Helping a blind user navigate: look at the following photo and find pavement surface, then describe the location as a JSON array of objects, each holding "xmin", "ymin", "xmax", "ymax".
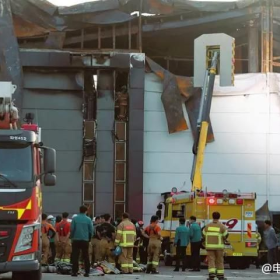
[{"xmin": 0, "ymin": 266, "xmax": 280, "ymax": 280}]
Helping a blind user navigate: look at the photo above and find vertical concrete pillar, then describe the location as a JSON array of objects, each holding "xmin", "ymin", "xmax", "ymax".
[
  {"xmin": 95, "ymin": 71, "xmax": 114, "ymax": 216},
  {"xmin": 248, "ymin": 20, "xmax": 259, "ymax": 73},
  {"xmin": 127, "ymin": 54, "xmax": 145, "ymax": 220}
]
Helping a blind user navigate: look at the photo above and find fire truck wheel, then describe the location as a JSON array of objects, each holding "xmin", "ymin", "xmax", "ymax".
[
  {"xmin": 12, "ymin": 266, "xmax": 42, "ymax": 280},
  {"xmin": 228, "ymin": 261, "xmax": 238, "ymax": 269}
]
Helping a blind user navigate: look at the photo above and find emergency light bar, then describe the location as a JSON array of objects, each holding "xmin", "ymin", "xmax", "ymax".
[{"xmin": 207, "ymin": 198, "xmax": 243, "ymax": 205}]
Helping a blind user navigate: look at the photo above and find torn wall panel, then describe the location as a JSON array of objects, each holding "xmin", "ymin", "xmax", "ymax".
[{"xmin": 146, "ymin": 57, "xmax": 214, "ymax": 141}]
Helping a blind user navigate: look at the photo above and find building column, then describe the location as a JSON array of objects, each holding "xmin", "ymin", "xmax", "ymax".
[
  {"xmin": 95, "ymin": 70, "xmax": 115, "ymax": 216},
  {"xmin": 127, "ymin": 54, "xmax": 145, "ymax": 221},
  {"xmin": 248, "ymin": 20, "xmax": 259, "ymax": 73}
]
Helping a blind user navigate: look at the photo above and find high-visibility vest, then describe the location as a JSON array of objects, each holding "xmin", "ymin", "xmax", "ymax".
[
  {"xmin": 115, "ymin": 219, "xmax": 136, "ymax": 247},
  {"xmin": 203, "ymin": 221, "xmax": 228, "ymax": 250}
]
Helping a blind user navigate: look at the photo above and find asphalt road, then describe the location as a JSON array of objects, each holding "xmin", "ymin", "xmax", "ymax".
[{"xmin": 0, "ymin": 266, "xmax": 279, "ymax": 280}]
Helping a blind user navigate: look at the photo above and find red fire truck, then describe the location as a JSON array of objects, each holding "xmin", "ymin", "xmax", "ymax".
[{"xmin": 0, "ymin": 82, "xmax": 56, "ymax": 280}]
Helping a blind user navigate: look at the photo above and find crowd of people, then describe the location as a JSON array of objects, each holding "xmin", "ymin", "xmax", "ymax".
[
  {"xmin": 41, "ymin": 205, "xmax": 280, "ymax": 279},
  {"xmin": 40, "ymin": 206, "xmax": 164, "ymax": 277}
]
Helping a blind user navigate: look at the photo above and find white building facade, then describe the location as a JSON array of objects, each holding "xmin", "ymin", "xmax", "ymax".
[{"xmin": 143, "ymin": 72, "xmax": 280, "ymax": 225}]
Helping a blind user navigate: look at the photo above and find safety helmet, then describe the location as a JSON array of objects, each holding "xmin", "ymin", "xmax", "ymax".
[
  {"xmin": 138, "ymin": 221, "xmax": 144, "ymax": 226},
  {"xmin": 47, "ymin": 215, "xmax": 54, "ymax": 221},
  {"xmin": 114, "ymin": 246, "xmax": 122, "ymax": 256}
]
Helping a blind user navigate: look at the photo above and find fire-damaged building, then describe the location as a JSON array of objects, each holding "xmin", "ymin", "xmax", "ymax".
[{"xmin": 1, "ymin": 0, "xmax": 280, "ymax": 226}]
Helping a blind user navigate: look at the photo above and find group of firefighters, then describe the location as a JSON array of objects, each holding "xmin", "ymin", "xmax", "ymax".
[
  {"xmin": 41, "ymin": 208, "xmax": 163, "ymax": 276},
  {"xmin": 41, "ymin": 204, "xmax": 234, "ymax": 279}
]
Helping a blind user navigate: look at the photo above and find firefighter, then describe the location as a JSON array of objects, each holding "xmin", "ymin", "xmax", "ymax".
[
  {"xmin": 56, "ymin": 212, "xmax": 71, "ymax": 263},
  {"xmin": 134, "ymin": 221, "xmax": 146, "ymax": 264},
  {"xmin": 203, "ymin": 212, "xmax": 229, "ymax": 280},
  {"xmin": 115, "ymin": 213, "xmax": 136, "ymax": 274},
  {"xmin": 145, "ymin": 215, "xmax": 162, "ymax": 274},
  {"xmin": 91, "ymin": 216, "xmax": 102, "ymax": 264},
  {"xmin": 54, "ymin": 215, "xmax": 62, "ymax": 262},
  {"xmin": 98, "ymin": 213, "xmax": 116, "ymax": 266},
  {"xmin": 47, "ymin": 215, "xmax": 56, "ymax": 264},
  {"xmin": 41, "ymin": 213, "xmax": 56, "ymax": 265}
]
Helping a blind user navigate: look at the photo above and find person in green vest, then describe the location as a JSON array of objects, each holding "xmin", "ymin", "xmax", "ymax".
[{"xmin": 174, "ymin": 217, "xmax": 190, "ymax": 272}]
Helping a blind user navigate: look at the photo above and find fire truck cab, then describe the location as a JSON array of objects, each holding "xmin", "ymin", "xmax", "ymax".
[{"xmin": 0, "ymin": 82, "xmax": 56, "ymax": 280}]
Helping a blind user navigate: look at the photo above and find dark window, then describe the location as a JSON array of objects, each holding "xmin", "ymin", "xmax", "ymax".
[
  {"xmin": 172, "ymin": 205, "xmax": 185, "ymax": 218},
  {"xmin": 0, "ymin": 142, "xmax": 32, "ymax": 183},
  {"xmin": 115, "ymin": 122, "xmax": 126, "ymax": 141},
  {"xmin": 84, "ymin": 183, "xmax": 94, "ymax": 201},
  {"xmin": 84, "ymin": 162, "xmax": 94, "ymax": 180},
  {"xmin": 115, "ymin": 183, "xmax": 125, "ymax": 202},
  {"xmin": 115, "ymin": 203, "xmax": 125, "ymax": 220}
]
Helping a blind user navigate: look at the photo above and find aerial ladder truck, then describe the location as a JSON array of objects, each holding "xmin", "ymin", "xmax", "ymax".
[
  {"xmin": 157, "ymin": 34, "xmax": 258, "ymax": 269},
  {"xmin": 0, "ymin": 82, "xmax": 56, "ymax": 280}
]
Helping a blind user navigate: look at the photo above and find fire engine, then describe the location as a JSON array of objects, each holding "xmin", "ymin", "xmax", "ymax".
[
  {"xmin": 156, "ymin": 34, "xmax": 257, "ymax": 269},
  {"xmin": 158, "ymin": 190, "xmax": 257, "ymax": 269},
  {"xmin": 0, "ymin": 82, "xmax": 56, "ymax": 280}
]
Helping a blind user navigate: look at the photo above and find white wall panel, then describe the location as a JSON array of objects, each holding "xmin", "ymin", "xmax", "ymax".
[
  {"xmin": 211, "ymin": 94, "xmax": 268, "ymax": 113},
  {"xmin": 270, "ymin": 94, "xmax": 280, "ymax": 113},
  {"xmin": 145, "ymin": 73, "xmax": 163, "ymax": 93},
  {"xmin": 256, "ymin": 195, "xmax": 268, "ymax": 212},
  {"xmin": 266, "ymin": 196, "xmax": 280, "ymax": 212},
  {"xmin": 144, "ymin": 131, "xmax": 193, "ymax": 153},
  {"xmin": 206, "ymin": 133, "xmax": 266, "ymax": 154},
  {"xmin": 144, "ymin": 111, "xmax": 170, "ymax": 132},
  {"xmin": 269, "ymin": 175, "xmax": 280, "ymax": 194},
  {"xmin": 144, "ymin": 173, "xmax": 190, "ymax": 194},
  {"xmin": 269, "ymin": 155, "xmax": 280, "ymax": 175},
  {"xmin": 211, "ymin": 112, "xmax": 267, "ymax": 133},
  {"xmin": 269, "ymin": 134, "xmax": 280, "ymax": 154},
  {"xmin": 203, "ymin": 174, "xmax": 267, "ymax": 195},
  {"xmin": 269, "ymin": 114, "xmax": 280, "ymax": 133},
  {"xmin": 143, "ymin": 193, "xmax": 162, "ymax": 215},
  {"xmin": 204, "ymin": 154, "xmax": 266, "ymax": 175},
  {"xmin": 144, "ymin": 91, "xmax": 164, "ymax": 112},
  {"xmin": 144, "ymin": 152, "xmax": 193, "ymax": 173}
]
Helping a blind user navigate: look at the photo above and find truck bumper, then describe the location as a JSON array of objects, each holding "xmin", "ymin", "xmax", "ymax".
[{"xmin": 0, "ymin": 260, "xmax": 40, "ymax": 273}]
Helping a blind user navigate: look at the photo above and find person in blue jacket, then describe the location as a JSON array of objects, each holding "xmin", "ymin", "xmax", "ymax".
[{"xmin": 174, "ymin": 217, "xmax": 190, "ymax": 272}]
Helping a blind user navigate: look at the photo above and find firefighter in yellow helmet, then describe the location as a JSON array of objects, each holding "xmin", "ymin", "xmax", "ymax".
[
  {"xmin": 203, "ymin": 212, "xmax": 229, "ymax": 280},
  {"xmin": 115, "ymin": 213, "xmax": 136, "ymax": 274}
]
